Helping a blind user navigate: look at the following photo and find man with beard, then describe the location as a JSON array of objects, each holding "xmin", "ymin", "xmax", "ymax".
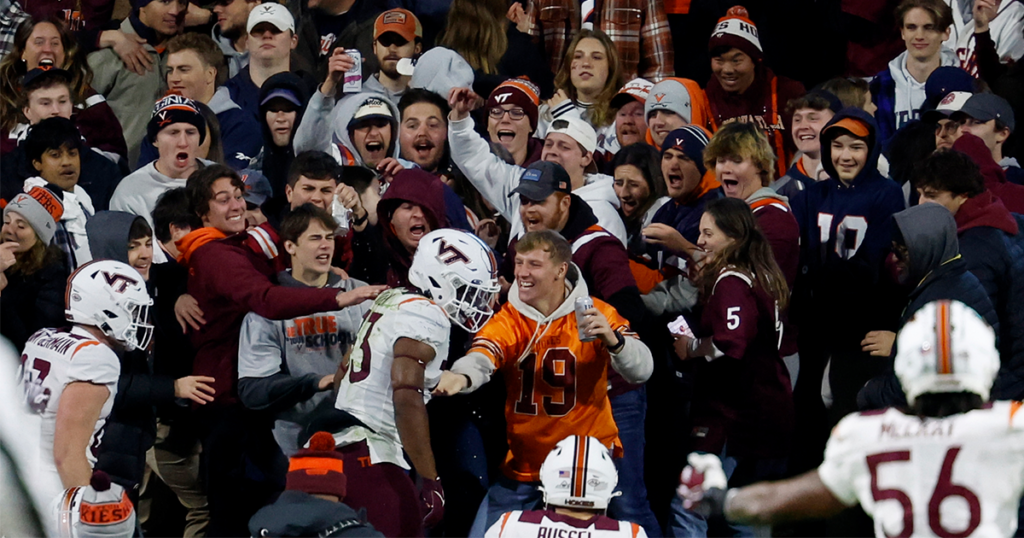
[
  {"xmin": 209, "ymin": 0, "xmax": 259, "ymax": 77},
  {"xmin": 397, "ymin": 89, "xmax": 446, "ymax": 172},
  {"xmin": 600, "ymin": 78, "xmax": 653, "ymax": 167},
  {"xmin": 364, "ymin": 9, "xmax": 422, "ymax": 103}
]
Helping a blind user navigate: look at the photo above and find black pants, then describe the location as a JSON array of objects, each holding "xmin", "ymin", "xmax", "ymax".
[{"xmin": 196, "ymin": 405, "xmax": 286, "ymax": 538}]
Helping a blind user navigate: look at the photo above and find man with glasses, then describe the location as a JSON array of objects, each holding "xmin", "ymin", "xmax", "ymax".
[{"xmin": 923, "ymin": 90, "xmax": 972, "ymax": 149}]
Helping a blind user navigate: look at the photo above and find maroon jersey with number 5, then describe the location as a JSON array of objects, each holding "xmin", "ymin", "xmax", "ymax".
[{"xmin": 690, "ymin": 268, "xmax": 794, "ymax": 459}]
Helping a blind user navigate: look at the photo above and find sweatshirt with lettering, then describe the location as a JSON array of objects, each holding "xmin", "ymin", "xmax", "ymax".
[{"xmin": 237, "ymin": 270, "xmax": 370, "ymax": 454}]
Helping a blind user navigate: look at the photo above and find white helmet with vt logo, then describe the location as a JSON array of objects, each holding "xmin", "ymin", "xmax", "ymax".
[
  {"xmin": 65, "ymin": 260, "xmax": 154, "ymax": 351},
  {"xmin": 408, "ymin": 229, "xmax": 500, "ymax": 332}
]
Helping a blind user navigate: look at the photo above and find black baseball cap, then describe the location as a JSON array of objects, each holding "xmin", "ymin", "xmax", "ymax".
[
  {"xmin": 955, "ymin": 93, "xmax": 1015, "ymax": 133},
  {"xmin": 510, "ymin": 161, "xmax": 571, "ymax": 201},
  {"xmin": 22, "ymin": 61, "xmax": 71, "ymax": 89}
]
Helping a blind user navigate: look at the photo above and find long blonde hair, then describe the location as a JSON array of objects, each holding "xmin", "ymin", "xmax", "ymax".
[
  {"xmin": 553, "ymin": 29, "xmax": 624, "ymax": 128},
  {"xmin": 438, "ymin": 0, "xmax": 508, "ymax": 75}
]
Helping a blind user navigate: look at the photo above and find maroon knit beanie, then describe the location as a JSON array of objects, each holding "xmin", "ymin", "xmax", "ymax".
[
  {"xmin": 286, "ymin": 432, "xmax": 347, "ymax": 499},
  {"xmin": 708, "ymin": 6, "xmax": 763, "ymax": 62},
  {"xmin": 486, "ymin": 78, "xmax": 542, "ymax": 131}
]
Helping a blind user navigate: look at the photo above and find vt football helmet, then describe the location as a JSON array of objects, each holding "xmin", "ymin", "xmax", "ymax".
[
  {"xmin": 895, "ymin": 300, "xmax": 1000, "ymax": 406},
  {"xmin": 539, "ymin": 436, "xmax": 620, "ymax": 510},
  {"xmin": 408, "ymin": 229, "xmax": 500, "ymax": 332},
  {"xmin": 65, "ymin": 260, "xmax": 153, "ymax": 351}
]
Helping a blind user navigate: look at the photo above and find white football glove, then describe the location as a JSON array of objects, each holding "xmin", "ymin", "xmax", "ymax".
[{"xmin": 677, "ymin": 453, "xmax": 728, "ymax": 518}]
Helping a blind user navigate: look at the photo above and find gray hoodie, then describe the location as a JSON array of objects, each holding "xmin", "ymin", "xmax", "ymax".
[
  {"xmin": 86, "ymin": 211, "xmax": 145, "ymax": 265},
  {"xmin": 293, "ymin": 90, "xmax": 401, "ymax": 167},
  {"xmin": 893, "ymin": 203, "xmax": 959, "ymax": 285}
]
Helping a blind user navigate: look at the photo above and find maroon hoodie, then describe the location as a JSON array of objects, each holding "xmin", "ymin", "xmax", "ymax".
[
  {"xmin": 953, "ymin": 133, "xmax": 1024, "ymax": 214},
  {"xmin": 956, "ymin": 190, "xmax": 1020, "ymax": 236},
  {"xmin": 375, "ymin": 169, "xmax": 449, "ymax": 287}
]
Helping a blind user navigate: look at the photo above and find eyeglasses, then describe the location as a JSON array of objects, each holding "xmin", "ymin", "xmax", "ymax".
[
  {"xmin": 935, "ymin": 120, "xmax": 961, "ymax": 136},
  {"xmin": 489, "ymin": 107, "xmax": 527, "ymax": 120}
]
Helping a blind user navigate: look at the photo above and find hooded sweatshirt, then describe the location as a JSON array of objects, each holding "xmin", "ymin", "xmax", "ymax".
[
  {"xmin": 870, "ymin": 47, "xmax": 959, "ymax": 146},
  {"xmin": 293, "ymin": 90, "xmax": 401, "ymax": 167},
  {"xmin": 858, "ymin": 204, "xmax": 1000, "ymax": 410},
  {"xmin": 450, "ymin": 266, "xmax": 653, "ymax": 481},
  {"xmin": 255, "ymin": 73, "xmax": 310, "ymax": 201},
  {"xmin": 894, "ymin": 203, "xmax": 997, "ymax": 329},
  {"xmin": 790, "ymin": 107, "xmax": 906, "ymax": 345},
  {"xmin": 649, "ymin": 171, "xmax": 723, "ymax": 251},
  {"xmin": 448, "ymin": 115, "xmax": 628, "ymax": 246},
  {"xmin": 746, "ymin": 186, "xmax": 800, "ymax": 356},
  {"xmin": 953, "ymin": 133, "xmax": 1024, "ymax": 213},
  {"xmin": 955, "ymin": 191, "xmax": 1024, "ymax": 400},
  {"xmin": 706, "ymin": 65, "xmax": 806, "ymax": 178},
  {"xmin": 351, "ymin": 169, "xmax": 448, "ymax": 287},
  {"xmin": 86, "ymin": 210, "xmax": 178, "ymax": 488}
]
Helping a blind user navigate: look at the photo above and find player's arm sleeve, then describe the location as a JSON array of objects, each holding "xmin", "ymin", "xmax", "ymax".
[
  {"xmin": 602, "ymin": 304, "xmax": 654, "ymax": 383},
  {"xmin": 447, "ymin": 115, "xmax": 520, "ymax": 220},
  {"xmin": 815, "ymin": 417, "xmax": 865, "ymax": 507},
  {"xmin": 705, "ymin": 276, "xmax": 759, "ymax": 360},
  {"xmin": 237, "ymin": 313, "xmax": 321, "ymax": 412}
]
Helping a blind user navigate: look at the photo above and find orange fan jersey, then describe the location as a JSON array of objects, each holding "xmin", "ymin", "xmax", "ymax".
[{"xmin": 470, "ymin": 297, "xmax": 635, "ymax": 482}]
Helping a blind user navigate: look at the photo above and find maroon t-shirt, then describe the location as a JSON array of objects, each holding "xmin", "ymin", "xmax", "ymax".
[{"xmin": 690, "ymin": 270, "xmax": 795, "ymax": 459}]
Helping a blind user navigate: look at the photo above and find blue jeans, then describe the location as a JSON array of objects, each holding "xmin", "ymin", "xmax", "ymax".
[
  {"xmin": 468, "ymin": 476, "xmax": 544, "ymax": 537},
  {"xmin": 608, "ymin": 387, "xmax": 662, "ymax": 537},
  {"xmin": 669, "ymin": 452, "xmax": 785, "ymax": 537}
]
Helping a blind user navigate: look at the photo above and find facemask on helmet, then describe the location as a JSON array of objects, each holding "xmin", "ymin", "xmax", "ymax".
[
  {"xmin": 65, "ymin": 260, "xmax": 154, "ymax": 351},
  {"xmin": 895, "ymin": 300, "xmax": 1000, "ymax": 406},
  {"xmin": 408, "ymin": 229, "xmax": 500, "ymax": 333},
  {"xmin": 539, "ymin": 435, "xmax": 620, "ymax": 511}
]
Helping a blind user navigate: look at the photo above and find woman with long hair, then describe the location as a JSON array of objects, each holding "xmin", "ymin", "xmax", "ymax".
[
  {"xmin": 670, "ymin": 197, "xmax": 794, "ymax": 533},
  {"xmin": 546, "ymin": 28, "xmax": 624, "ymax": 132},
  {"xmin": 0, "ymin": 187, "xmax": 70, "ymax": 351},
  {"xmin": 0, "ymin": 17, "xmax": 127, "ymax": 161},
  {"xmin": 611, "ymin": 143, "xmax": 667, "ymax": 256},
  {"xmin": 438, "ymin": 0, "xmax": 553, "ymax": 98}
]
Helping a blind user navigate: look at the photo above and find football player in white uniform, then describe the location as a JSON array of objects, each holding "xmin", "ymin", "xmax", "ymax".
[
  {"xmin": 486, "ymin": 435, "xmax": 648, "ymax": 538},
  {"xmin": 19, "ymin": 259, "xmax": 152, "ymax": 505},
  {"xmin": 677, "ymin": 299, "xmax": 1023, "ymax": 537},
  {"xmin": 329, "ymin": 228, "xmax": 500, "ymax": 537}
]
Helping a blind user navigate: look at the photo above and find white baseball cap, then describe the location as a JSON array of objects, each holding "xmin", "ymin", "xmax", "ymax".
[
  {"xmin": 547, "ymin": 116, "xmax": 598, "ymax": 155},
  {"xmin": 922, "ymin": 91, "xmax": 972, "ymax": 123},
  {"xmin": 247, "ymin": 3, "xmax": 295, "ymax": 35}
]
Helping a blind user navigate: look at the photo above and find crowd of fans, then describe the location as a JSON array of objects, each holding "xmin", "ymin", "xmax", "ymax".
[{"xmin": 2, "ymin": 0, "xmax": 1023, "ymax": 535}]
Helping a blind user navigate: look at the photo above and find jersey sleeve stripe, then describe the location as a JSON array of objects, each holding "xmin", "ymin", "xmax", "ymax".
[
  {"xmin": 498, "ymin": 511, "xmax": 512, "ymax": 537},
  {"xmin": 631, "ymin": 522, "xmax": 641, "ymax": 538},
  {"xmin": 1011, "ymin": 401, "xmax": 1023, "ymax": 426},
  {"xmin": 399, "ymin": 297, "xmax": 436, "ymax": 307},
  {"xmin": 71, "ymin": 340, "xmax": 101, "ymax": 358}
]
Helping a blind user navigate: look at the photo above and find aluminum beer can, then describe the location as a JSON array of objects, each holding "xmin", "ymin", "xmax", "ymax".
[{"xmin": 575, "ymin": 296, "xmax": 596, "ymax": 342}]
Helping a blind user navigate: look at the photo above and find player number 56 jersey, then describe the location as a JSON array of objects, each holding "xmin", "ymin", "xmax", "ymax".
[
  {"xmin": 334, "ymin": 288, "xmax": 450, "ymax": 467},
  {"xmin": 818, "ymin": 402, "xmax": 1024, "ymax": 538}
]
